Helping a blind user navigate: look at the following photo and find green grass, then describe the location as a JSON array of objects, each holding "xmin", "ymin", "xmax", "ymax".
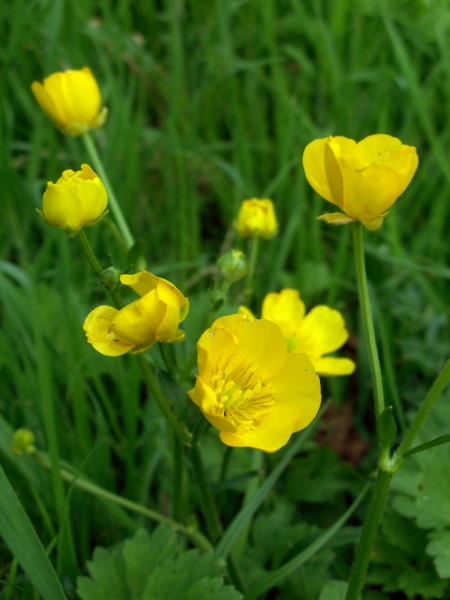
[{"xmin": 1, "ymin": 0, "xmax": 449, "ymax": 598}]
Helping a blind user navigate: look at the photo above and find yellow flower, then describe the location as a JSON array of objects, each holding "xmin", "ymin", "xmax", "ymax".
[
  {"xmin": 83, "ymin": 271, "xmax": 189, "ymax": 356},
  {"xmin": 31, "ymin": 67, "xmax": 107, "ymax": 136},
  {"xmin": 302, "ymin": 134, "xmax": 418, "ymax": 230},
  {"xmin": 235, "ymin": 198, "xmax": 278, "ymax": 239},
  {"xmin": 38, "ymin": 164, "xmax": 108, "ymax": 236},
  {"xmin": 188, "ymin": 315, "xmax": 321, "ymax": 452},
  {"xmin": 240, "ymin": 289, "xmax": 355, "ymax": 376}
]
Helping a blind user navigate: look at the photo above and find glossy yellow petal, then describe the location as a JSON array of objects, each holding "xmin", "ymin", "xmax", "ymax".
[
  {"xmin": 83, "ymin": 306, "xmax": 134, "ymax": 356},
  {"xmin": 210, "ymin": 316, "xmax": 288, "ymax": 380},
  {"xmin": 237, "ymin": 305, "xmax": 256, "ymax": 320},
  {"xmin": 189, "ymin": 377, "xmax": 239, "ymax": 434},
  {"xmin": 302, "ymin": 138, "xmax": 336, "ymax": 204},
  {"xmin": 292, "ymin": 306, "xmax": 349, "ymax": 357},
  {"xmin": 120, "ymin": 271, "xmax": 158, "ymax": 297},
  {"xmin": 111, "ymin": 291, "xmax": 163, "ymax": 347},
  {"xmin": 312, "ymin": 357, "xmax": 356, "ymax": 376},
  {"xmin": 262, "ymin": 289, "xmax": 306, "ymax": 322},
  {"xmin": 235, "ymin": 198, "xmax": 278, "ymax": 239}
]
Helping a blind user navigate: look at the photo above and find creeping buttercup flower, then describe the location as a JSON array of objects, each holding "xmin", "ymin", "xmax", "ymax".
[
  {"xmin": 38, "ymin": 164, "xmax": 108, "ymax": 236},
  {"xmin": 302, "ymin": 134, "xmax": 418, "ymax": 230},
  {"xmin": 235, "ymin": 198, "xmax": 278, "ymax": 239},
  {"xmin": 240, "ymin": 289, "xmax": 355, "ymax": 377},
  {"xmin": 188, "ymin": 315, "xmax": 321, "ymax": 453},
  {"xmin": 84, "ymin": 271, "xmax": 189, "ymax": 356},
  {"xmin": 31, "ymin": 67, "xmax": 107, "ymax": 136}
]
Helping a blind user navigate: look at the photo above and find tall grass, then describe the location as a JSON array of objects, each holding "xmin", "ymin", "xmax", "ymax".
[{"xmin": 1, "ymin": 0, "xmax": 449, "ymax": 596}]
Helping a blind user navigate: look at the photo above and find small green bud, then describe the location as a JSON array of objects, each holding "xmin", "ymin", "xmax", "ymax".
[
  {"xmin": 101, "ymin": 266, "xmax": 121, "ymax": 290},
  {"xmin": 217, "ymin": 250, "xmax": 247, "ymax": 283},
  {"xmin": 11, "ymin": 429, "xmax": 36, "ymax": 456}
]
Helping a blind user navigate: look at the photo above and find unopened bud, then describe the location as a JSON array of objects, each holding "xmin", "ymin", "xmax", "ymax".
[
  {"xmin": 217, "ymin": 250, "xmax": 247, "ymax": 283},
  {"xmin": 11, "ymin": 429, "xmax": 36, "ymax": 456}
]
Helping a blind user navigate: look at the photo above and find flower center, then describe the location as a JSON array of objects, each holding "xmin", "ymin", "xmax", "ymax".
[{"xmin": 210, "ymin": 361, "xmax": 275, "ymax": 431}]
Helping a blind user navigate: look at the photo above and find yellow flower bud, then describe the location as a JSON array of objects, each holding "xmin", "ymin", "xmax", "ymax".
[
  {"xmin": 38, "ymin": 164, "xmax": 108, "ymax": 236},
  {"xmin": 83, "ymin": 271, "xmax": 189, "ymax": 356},
  {"xmin": 31, "ymin": 67, "xmax": 107, "ymax": 136},
  {"xmin": 235, "ymin": 198, "xmax": 278, "ymax": 239},
  {"xmin": 11, "ymin": 429, "xmax": 36, "ymax": 456},
  {"xmin": 303, "ymin": 134, "xmax": 418, "ymax": 231}
]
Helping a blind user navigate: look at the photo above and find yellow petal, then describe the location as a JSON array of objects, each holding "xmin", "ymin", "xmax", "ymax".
[
  {"xmin": 83, "ymin": 306, "xmax": 134, "ymax": 356},
  {"xmin": 188, "ymin": 377, "xmax": 239, "ymax": 434},
  {"xmin": 220, "ymin": 353, "xmax": 320, "ymax": 452},
  {"xmin": 292, "ymin": 306, "xmax": 349, "ymax": 357},
  {"xmin": 237, "ymin": 305, "xmax": 256, "ymax": 320},
  {"xmin": 312, "ymin": 357, "xmax": 356, "ymax": 376},
  {"xmin": 209, "ymin": 316, "xmax": 288, "ymax": 380},
  {"xmin": 262, "ymin": 289, "xmax": 306, "ymax": 339},
  {"xmin": 302, "ymin": 138, "xmax": 336, "ymax": 204},
  {"xmin": 111, "ymin": 291, "xmax": 164, "ymax": 347},
  {"xmin": 120, "ymin": 271, "xmax": 158, "ymax": 297},
  {"xmin": 235, "ymin": 198, "xmax": 278, "ymax": 239}
]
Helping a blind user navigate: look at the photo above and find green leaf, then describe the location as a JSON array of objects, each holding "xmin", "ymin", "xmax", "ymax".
[
  {"xmin": 77, "ymin": 546, "xmax": 127, "ymax": 600},
  {"xmin": 426, "ymin": 529, "xmax": 450, "ymax": 578},
  {"xmin": 0, "ymin": 462, "xmax": 66, "ymax": 600},
  {"xmin": 378, "ymin": 406, "xmax": 398, "ymax": 451},
  {"xmin": 77, "ymin": 525, "xmax": 241, "ymax": 600},
  {"xmin": 403, "ymin": 434, "xmax": 450, "ymax": 458},
  {"xmin": 142, "ymin": 550, "xmax": 241, "ymax": 600},
  {"xmin": 318, "ymin": 580, "xmax": 347, "ymax": 600}
]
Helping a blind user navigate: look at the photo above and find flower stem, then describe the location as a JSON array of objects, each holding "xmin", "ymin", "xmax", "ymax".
[
  {"xmin": 395, "ymin": 358, "xmax": 450, "ymax": 459},
  {"xmin": 82, "ymin": 132, "xmax": 135, "ymax": 250},
  {"xmin": 135, "ymin": 354, "xmax": 192, "ymax": 446},
  {"xmin": 34, "ymin": 451, "xmax": 212, "ymax": 552},
  {"xmin": 345, "ymin": 470, "xmax": 392, "ymax": 600},
  {"xmin": 76, "ymin": 229, "xmax": 123, "ymax": 309},
  {"xmin": 352, "ymin": 222, "xmax": 385, "ymax": 421},
  {"xmin": 244, "ymin": 237, "xmax": 260, "ymax": 307}
]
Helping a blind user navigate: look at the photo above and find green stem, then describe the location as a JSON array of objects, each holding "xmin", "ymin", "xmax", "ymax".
[
  {"xmin": 82, "ymin": 132, "xmax": 135, "ymax": 250},
  {"xmin": 243, "ymin": 237, "xmax": 260, "ymax": 306},
  {"xmin": 34, "ymin": 451, "xmax": 212, "ymax": 552},
  {"xmin": 395, "ymin": 359, "xmax": 450, "ymax": 459},
  {"xmin": 352, "ymin": 222, "xmax": 385, "ymax": 421},
  {"xmin": 172, "ymin": 433, "xmax": 184, "ymax": 521},
  {"xmin": 345, "ymin": 470, "xmax": 392, "ymax": 600},
  {"xmin": 76, "ymin": 229, "xmax": 123, "ymax": 308},
  {"xmin": 135, "ymin": 354, "xmax": 192, "ymax": 446}
]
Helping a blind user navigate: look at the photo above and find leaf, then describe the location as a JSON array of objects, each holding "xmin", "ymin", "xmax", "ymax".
[
  {"xmin": 318, "ymin": 580, "xmax": 347, "ymax": 600},
  {"xmin": 77, "ymin": 546, "xmax": 127, "ymax": 600},
  {"xmin": 77, "ymin": 525, "xmax": 241, "ymax": 600},
  {"xmin": 0, "ymin": 462, "xmax": 66, "ymax": 600},
  {"xmin": 426, "ymin": 529, "xmax": 450, "ymax": 578},
  {"xmin": 378, "ymin": 406, "xmax": 397, "ymax": 451},
  {"xmin": 123, "ymin": 527, "xmax": 178, "ymax": 600},
  {"xmin": 403, "ymin": 434, "xmax": 450, "ymax": 458},
  {"xmin": 142, "ymin": 550, "xmax": 241, "ymax": 600}
]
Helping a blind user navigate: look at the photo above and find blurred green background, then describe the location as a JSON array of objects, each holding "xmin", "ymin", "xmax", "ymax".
[{"xmin": 1, "ymin": 0, "xmax": 449, "ymax": 596}]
